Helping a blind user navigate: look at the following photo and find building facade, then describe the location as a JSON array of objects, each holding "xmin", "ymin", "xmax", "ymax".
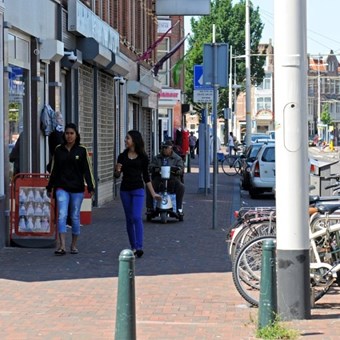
[
  {"xmin": 308, "ymin": 52, "xmax": 340, "ymax": 144},
  {"xmin": 156, "ymin": 16, "xmax": 185, "ymax": 148},
  {"xmin": 235, "ymin": 41, "xmax": 274, "ymax": 141},
  {"xmin": 0, "ymin": 0, "xmax": 161, "ymax": 247}
]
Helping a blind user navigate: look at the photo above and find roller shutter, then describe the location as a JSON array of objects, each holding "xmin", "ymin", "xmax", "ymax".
[{"xmin": 97, "ymin": 71, "xmax": 115, "ymax": 204}]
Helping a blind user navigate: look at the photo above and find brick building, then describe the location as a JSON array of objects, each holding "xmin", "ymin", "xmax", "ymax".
[
  {"xmin": 156, "ymin": 16, "xmax": 185, "ymax": 146},
  {"xmin": 0, "ymin": 0, "xmax": 163, "ymax": 247}
]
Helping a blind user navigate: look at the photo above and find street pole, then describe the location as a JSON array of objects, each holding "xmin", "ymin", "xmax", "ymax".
[
  {"xmin": 245, "ymin": 0, "xmax": 252, "ymax": 146},
  {"xmin": 274, "ymin": 0, "xmax": 311, "ymax": 320},
  {"xmin": 228, "ymin": 46, "xmax": 233, "ymax": 140},
  {"xmin": 212, "ymin": 25, "xmax": 218, "ymax": 230}
]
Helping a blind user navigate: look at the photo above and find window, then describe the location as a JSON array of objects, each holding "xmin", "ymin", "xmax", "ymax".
[
  {"xmin": 336, "ymin": 102, "xmax": 340, "ymax": 113},
  {"xmin": 336, "ymin": 79, "xmax": 340, "ymax": 94},
  {"xmin": 262, "ymin": 147, "xmax": 275, "ymax": 162},
  {"xmin": 157, "ymin": 37, "xmax": 170, "ymax": 86},
  {"xmin": 257, "ymin": 97, "xmax": 272, "ymax": 111},
  {"xmin": 257, "ymin": 74, "xmax": 271, "ymax": 90}
]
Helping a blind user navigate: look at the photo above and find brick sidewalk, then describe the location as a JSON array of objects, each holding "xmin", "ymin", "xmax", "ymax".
[{"xmin": 0, "ymin": 160, "xmax": 339, "ymax": 339}]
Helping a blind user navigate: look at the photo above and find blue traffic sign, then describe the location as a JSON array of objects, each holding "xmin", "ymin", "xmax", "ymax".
[{"xmin": 194, "ymin": 65, "xmax": 213, "ymax": 90}]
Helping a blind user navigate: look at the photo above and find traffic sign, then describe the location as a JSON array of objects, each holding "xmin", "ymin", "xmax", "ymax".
[
  {"xmin": 203, "ymin": 43, "xmax": 229, "ymax": 87},
  {"xmin": 194, "ymin": 65, "xmax": 213, "ymax": 90},
  {"xmin": 193, "ymin": 89, "xmax": 214, "ymax": 103}
]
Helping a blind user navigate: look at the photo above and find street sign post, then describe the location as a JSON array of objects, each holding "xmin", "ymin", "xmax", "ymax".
[
  {"xmin": 203, "ymin": 43, "xmax": 228, "ymax": 230},
  {"xmin": 193, "ymin": 89, "xmax": 213, "ymax": 103},
  {"xmin": 193, "ymin": 65, "xmax": 213, "ymax": 103}
]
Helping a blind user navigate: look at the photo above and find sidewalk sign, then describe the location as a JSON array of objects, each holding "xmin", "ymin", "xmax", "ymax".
[{"xmin": 10, "ymin": 173, "xmax": 57, "ymax": 248}]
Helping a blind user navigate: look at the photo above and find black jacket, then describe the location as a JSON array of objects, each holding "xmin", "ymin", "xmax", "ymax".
[{"xmin": 47, "ymin": 144, "xmax": 95, "ymax": 193}]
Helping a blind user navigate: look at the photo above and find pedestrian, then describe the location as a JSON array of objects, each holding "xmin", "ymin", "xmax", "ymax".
[
  {"xmin": 9, "ymin": 132, "xmax": 23, "ymax": 176},
  {"xmin": 46, "ymin": 123, "xmax": 95, "ymax": 256},
  {"xmin": 114, "ymin": 130, "xmax": 161, "ymax": 258},
  {"xmin": 209, "ymin": 134, "xmax": 221, "ymax": 164},
  {"xmin": 228, "ymin": 132, "xmax": 235, "ymax": 155},
  {"xmin": 189, "ymin": 131, "xmax": 197, "ymax": 159},
  {"xmin": 46, "ymin": 112, "xmax": 73, "ymax": 228},
  {"xmin": 147, "ymin": 140, "xmax": 185, "ymax": 216}
]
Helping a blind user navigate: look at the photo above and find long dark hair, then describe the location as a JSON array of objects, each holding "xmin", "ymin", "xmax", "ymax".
[
  {"xmin": 63, "ymin": 123, "xmax": 81, "ymax": 145},
  {"xmin": 127, "ymin": 130, "xmax": 146, "ymax": 156}
]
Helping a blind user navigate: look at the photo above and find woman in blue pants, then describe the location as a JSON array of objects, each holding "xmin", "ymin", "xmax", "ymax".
[{"xmin": 114, "ymin": 130, "xmax": 160, "ymax": 258}]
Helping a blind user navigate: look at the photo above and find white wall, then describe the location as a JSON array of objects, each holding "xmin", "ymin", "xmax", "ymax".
[{"xmin": 6, "ymin": 0, "xmax": 57, "ymax": 39}]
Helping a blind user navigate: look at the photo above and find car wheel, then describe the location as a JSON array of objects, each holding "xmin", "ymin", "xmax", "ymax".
[{"xmin": 249, "ymin": 187, "xmax": 260, "ymax": 199}]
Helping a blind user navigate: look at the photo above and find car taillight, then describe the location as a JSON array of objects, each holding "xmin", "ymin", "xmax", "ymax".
[
  {"xmin": 254, "ymin": 161, "xmax": 260, "ymax": 177},
  {"xmin": 234, "ymin": 211, "xmax": 239, "ymax": 218},
  {"xmin": 310, "ymin": 164, "xmax": 315, "ymax": 174}
]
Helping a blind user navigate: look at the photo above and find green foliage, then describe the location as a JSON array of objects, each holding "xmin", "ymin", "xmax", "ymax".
[
  {"xmin": 320, "ymin": 103, "xmax": 332, "ymax": 125},
  {"xmin": 185, "ymin": 0, "xmax": 266, "ymax": 114},
  {"xmin": 256, "ymin": 321, "xmax": 299, "ymax": 340},
  {"xmin": 9, "ymin": 103, "xmax": 20, "ymax": 122}
]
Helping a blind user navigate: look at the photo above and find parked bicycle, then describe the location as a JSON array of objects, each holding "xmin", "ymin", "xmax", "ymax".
[
  {"xmin": 231, "ymin": 201, "xmax": 340, "ymax": 306},
  {"xmin": 218, "ymin": 151, "xmax": 244, "ymax": 176}
]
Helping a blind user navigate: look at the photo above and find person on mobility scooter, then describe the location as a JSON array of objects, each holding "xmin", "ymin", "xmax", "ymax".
[{"xmin": 146, "ymin": 140, "xmax": 185, "ymax": 222}]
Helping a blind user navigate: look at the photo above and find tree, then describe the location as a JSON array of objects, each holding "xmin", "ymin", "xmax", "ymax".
[
  {"xmin": 184, "ymin": 0, "xmax": 265, "ymax": 115},
  {"xmin": 320, "ymin": 103, "xmax": 332, "ymax": 125}
]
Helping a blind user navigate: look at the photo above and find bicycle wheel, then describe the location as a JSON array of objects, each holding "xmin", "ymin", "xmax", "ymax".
[
  {"xmin": 230, "ymin": 220, "xmax": 276, "ymax": 261},
  {"xmin": 232, "ymin": 235, "xmax": 276, "ymax": 306},
  {"xmin": 234, "ymin": 158, "xmax": 242, "ymax": 175},
  {"xmin": 222, "ymin": 155, "xmax": 238, "ymax": 176}
]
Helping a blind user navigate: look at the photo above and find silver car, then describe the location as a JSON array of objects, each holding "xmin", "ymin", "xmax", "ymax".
[{"xmin": 248, "ymin": 141, "xmax": 275, "ymax": 198}]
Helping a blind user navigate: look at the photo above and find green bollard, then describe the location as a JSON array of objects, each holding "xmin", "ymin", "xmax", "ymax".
[
  {"xmin": 115, "ymin": 249, "xmax": 136, "ymax": 340},
  {"xmin": 258, "ymin": 239, "xmax": 277, "ymax": 330}
]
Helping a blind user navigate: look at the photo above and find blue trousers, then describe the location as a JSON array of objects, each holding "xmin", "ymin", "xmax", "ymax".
[
  {"xmin": 120, "ymin": 189, "xmax": 145, "ymax": 250},
  {"xmin": 55, "ymin": 189, "xmax": 84, "ymax": 235}
]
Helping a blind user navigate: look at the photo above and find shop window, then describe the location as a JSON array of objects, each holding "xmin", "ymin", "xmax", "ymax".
[
  {"xmin": 16, "ymin": 37, "xmax": 29, "ymax": 63},
  {"xmin": 8, "ymin": 33, "xmax": 15, "ymax": 59},
  {"xmin": 8, "ymin": 66, "xmax": 29, "ymax": 177}
]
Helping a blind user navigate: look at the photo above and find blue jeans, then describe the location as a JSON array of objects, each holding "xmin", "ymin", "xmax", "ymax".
[
  {"xmin": 120, "ymin": 189, "xmax": 145, "ymax": 250},
  {"xmin": 56, "ymin": 189, "xmax": 84, "ymax": 235}
]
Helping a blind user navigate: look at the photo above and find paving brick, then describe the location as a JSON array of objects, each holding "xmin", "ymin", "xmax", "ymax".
[{"xmin": 0, "ymin": 160, "xmax": 339, "ymax": 339}]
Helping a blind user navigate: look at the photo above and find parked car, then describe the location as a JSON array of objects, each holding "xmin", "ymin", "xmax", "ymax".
[
  {"xmin": 240, "ymin": 142, "xmax": 265, "ymax": 190},
  {"xmin": 243, "ymin": 133, "xmax": 272, "ymax": 144},
  {"xmin": 266, "ymin": 131, "xmax": 275, "ymax": 139},
  {"xmin": 248, "ymin": 141, "xmax": 276, "ymax": 198}
]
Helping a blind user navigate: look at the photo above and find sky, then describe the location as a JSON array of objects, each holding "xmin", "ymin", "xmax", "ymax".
[{"xmin": 184, "ymin": 0, "xmax": 340, "ymax": 57}]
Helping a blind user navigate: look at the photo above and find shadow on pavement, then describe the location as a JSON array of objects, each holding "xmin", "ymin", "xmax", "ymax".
[{"xmin": 0, "ymin": 160, "xmax": 239, "ymax": 282}]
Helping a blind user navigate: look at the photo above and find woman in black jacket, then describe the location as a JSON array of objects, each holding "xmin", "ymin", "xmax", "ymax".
[{"xmin": 47, "ymin": 123, "xmax": 95, "ymax": 255}]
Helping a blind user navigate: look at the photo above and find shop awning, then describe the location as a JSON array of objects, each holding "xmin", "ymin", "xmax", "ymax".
[{"xmin": 77, "ymin": 38, "xmax": 111, "ymax": 67}]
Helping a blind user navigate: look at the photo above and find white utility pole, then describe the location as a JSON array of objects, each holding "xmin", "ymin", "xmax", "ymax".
[
  {"xmin": 275, "ymin": 0, "xmax": 311, "ymax": 320},
  {"xmin": 245, "ymin": 0, "xmax": 252, "ymax": 146}
]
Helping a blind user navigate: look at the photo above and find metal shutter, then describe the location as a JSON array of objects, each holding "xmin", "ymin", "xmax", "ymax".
[
  {"xmin": 78, "ymin": 64, "xmax": 94, "ymax": 152},
  {"xmin": 97, "ymin": 71, "xmax": 115, "ymax": 204}
]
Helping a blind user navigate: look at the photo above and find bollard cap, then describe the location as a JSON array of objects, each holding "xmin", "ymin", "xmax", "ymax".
[
  {"xmin": 263, "ymin": 239, "xmax": 276, "ymax": 250},
  {"xmin": 119, "ymin": 249, "xmax": 135, "ymax": 262}
]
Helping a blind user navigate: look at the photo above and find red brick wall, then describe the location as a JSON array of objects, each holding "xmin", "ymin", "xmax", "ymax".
[{"xmin": 89, "ymin": 0, "xmax": 157, "ymax": 67}]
